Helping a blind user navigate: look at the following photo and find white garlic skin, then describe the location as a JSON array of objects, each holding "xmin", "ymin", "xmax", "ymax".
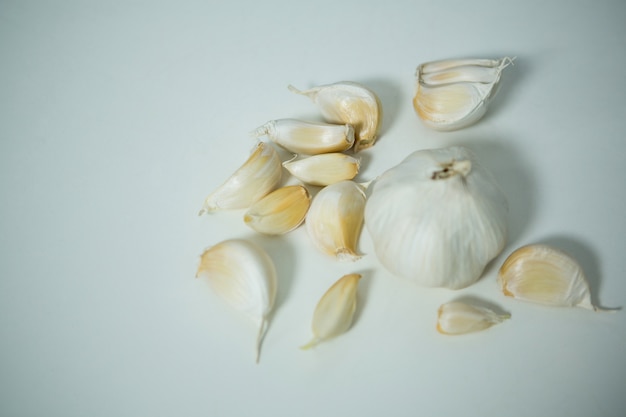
[
  {"xmin": 288, "ymin": 82, "xmax": 382, "ymax": 152},
  {"xmin": 364, "ymin": 146, "xmax": 508, "ymax": 289},
  {"xmin": 199, "ymin": 142, "xmax": 282, "ymax": 215},
  {"xmin": 196, "ymin": 239, "xmax": 277, "ymax": 362},
  {"xmin": 498, "ymin": 244, "xmax": 598, "ymax": 310},
  {"xmin": 413, "ymin": 57, "xmax": 513, "ymax": 131}
]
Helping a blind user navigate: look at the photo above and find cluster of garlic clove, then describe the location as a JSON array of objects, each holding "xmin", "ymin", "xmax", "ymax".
[{"xmin": 413, "ymin": 57, "xmax": 514, "ymax": 131}]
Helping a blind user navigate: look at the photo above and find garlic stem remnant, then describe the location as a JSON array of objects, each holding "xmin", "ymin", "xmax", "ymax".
[
  {"xmin": 413, "ymin": 57, "xmax": 514, "ymax": 131},
  {"xmin": 301, "ymin": 273, "xmax": 362, "ymax": 349},
  {"xmin": 288, "ymin": 82, "xmax": 382, "ymax": 152},
  {"xmin": 199, "ymin": 142, "xmax": 282, "ymax": 215},
  {"xmin": 437, "ymin": 301, "xmax": 510, "ymax": 335},
  {"xmin": 498, "ymin": 244, "xmax": 607, "ymax": 311},
  {"xmin": 305, "ymin": 180, "xmax": 366, "ymax": 261},
  {"xmin": 251, "ymin": 119, "xmax": 354, "ymax": 155},
  {"xmin": 244, "ymin": 185, "xmax": 311, "ymax": 235},
  {"xmin": 283, "ymin": 153, "xmax": 360, "ymax": 186},
  {"xmin": 364, "ymin": 146, "xmax": 508, "ymax": 289},
  {"xmin": 196, "ymin": 239, "xmax": 277, "ymax": 363}
]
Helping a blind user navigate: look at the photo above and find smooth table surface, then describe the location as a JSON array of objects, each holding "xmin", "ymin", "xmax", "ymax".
[{"xmin": 1, "ymin": 1, "xmax": 625, "ymax": 416}]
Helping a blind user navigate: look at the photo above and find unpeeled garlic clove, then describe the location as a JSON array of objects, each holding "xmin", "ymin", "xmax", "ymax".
[
  {"xmin": 498, "ymin": 244, "xmax": 604, "ymax": 311},
  {"xmin": 244, "ymin": 185, "xmax": 311, "ymax": 235},
  {"xmin": 283, "ymin": 153, "xmax": 360, "ymax": 186},
  {"xmin": 301, "ymin": 273, "xmax": 362, "ymax": 349},
  {"xmin": 251, "ymin": 119, "xmax": 354, "ymax": 155},
  {"xmin": 196, "ymin": 239, "xmax": 277, "ymax": 363},
  {"xmin": 305, "ymin": 180, "xmax": 366, "ymax": 261},
  {"xmin": 413, "ymin": 57, "xmax": 514, "ymax": 131},
  {"xmin": 288, "ymin": 82, "xmax": 382, "ymax": 152},
  {"xmin": 199, "ymin": 142, "xmax": 282, "ymax": 215},
  {"xmin": 437, "ymin": 301, "xmax": 510, "ymax": 335}
]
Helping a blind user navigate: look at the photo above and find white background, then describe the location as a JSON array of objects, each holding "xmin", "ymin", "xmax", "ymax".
[{"xmin": 1, "ymin": 1, "xmax": 625, "ymax": 416}]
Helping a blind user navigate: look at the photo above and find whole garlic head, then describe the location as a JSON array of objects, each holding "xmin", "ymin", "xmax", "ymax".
[{"xmin": 364, "ymin": 146, "xmax": 508, "ymax": 289}]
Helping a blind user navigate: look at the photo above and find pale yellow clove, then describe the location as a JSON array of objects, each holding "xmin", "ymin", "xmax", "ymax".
[
  {"xmin": 244, "ymin": 185, "xmax": 311, "ymax": 235},
  {"xmin": 498, "ymin": 244, "xmax": 608, "ymax": 311},
  {"xmin": 301, "ymin": 273, "xmax": 362, "ymax": 349},
  {"xmin": 305, "ymin": 180, "xmax": 366, "ymax": 261},
  {"xmin": 437, "ymin": 301, "xmax": 510, "ymax": 335},
  {"xmin": 251, "ymin": 119, "xmax": 354, "ymax": 155},
  {"xmin": 283, "ymin": 153, "xmax": 360, "ymax": 186},
  {"xmin": 199, "ymin": 142, "xmax": 282, "ymax": 215}
]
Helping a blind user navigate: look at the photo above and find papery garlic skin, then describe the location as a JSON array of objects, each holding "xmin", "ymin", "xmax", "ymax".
[
  {"xmin": 498, "ymin": 244, "xmax": 598, "ymax": 310},
  {"xmin": 301, "ymin": 273, "xmax": 362, "ymax": 349},
  {"xmin": 251, "ymin": 119, "xmax": 355, "ymax": 155},
  {"xmin": 199, "ymin": 142, "xmax": 282, "ymax": 215},
  {"xmin": 196, "ymin": 239, "xmax": 277, "ymax": 362},
  {"xmin": 437, "ymin": 301, "xmax": 510, "ymax": 335},
  {"xmin": 244, "ymin": 185, "xmax": 311, "ymax": 235},
  {"xmin": 305, "ymin": 180, "xmax": 366, "ymax": 261},
  {"xmin": 413, "ymin": 57, "xmax": 513, "ymax": 131},
  {"xmin": 288, "ymin": 82, "xmax": 382, "ymax": 152},
  {"xmin": 364, "ymin": 146, "xmax": 508, "ymax": 289},
  {"xmin": 283, "ymin": 153, "xmax": 360, "ymax": 186}
]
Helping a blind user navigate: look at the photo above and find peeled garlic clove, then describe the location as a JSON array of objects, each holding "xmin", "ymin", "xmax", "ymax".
[
  {"xmin": 288, "ymin": 82, "xmax": 382, "ymax": 152},
  {"xmin": 498, "ymin": 244, "xmax": 601, "ymax": 311},
  {"xmin": 196, "ymin": 239, "xmax": 277, "ymax": 362},
  {"xmin": 305, "ymin": 180, "xmax": 366, "ymax": 261},
  {"xmin": 244, "ymin": 185, "xmax": 311, "ymax": 235},
  {"xmin": 437, "ymin": 301, "xmax": 510, "ymax": 335},
  {"xmin": 301, "ymin": 273, "xmax": 362, "ymax": 349},
  {"xmin": 364, "ymin": 146, "xmax": 508, "ymax": 289},
  {"xmin": 199, "ymin": 142, "xmax": 282, "ymax": 215},
  {"xmin": 413, "ymin": 57, "xmax": 514, "ymax": 131},
  {"xmin": 251, "ymin": 119, "xmax": 354, "ymax": 155},
  {"xmin": 283, "ymin": 153, "xmax": 360, "ymax": 186}
]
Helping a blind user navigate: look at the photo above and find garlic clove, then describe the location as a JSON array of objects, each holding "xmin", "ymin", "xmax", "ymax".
[
  {"xmin": 301, "ymin": 273, "xmax": 362, "ymax": 349},
  {"xmin": 196, "ymin": 239, "xmax": 277, "ymax": 363},
  {"xmin": 283, "ymin": 153, "xmax": 360, "ymax": 186},
  {"xmin": 243, "ymin": 185, "xmax": 311, "ymax": 235},
  {"xmin": 437, "ymin": 301, "xmax": 510, "ymax": 335},
  {"xmin": 288, "ymin": 82, "xmax": 382, "ymax": 152},
  {"xmin": 305, "ymin": 180, "xmax": 366, "ymax": 261},
  {"xmin": 251, "ymin": 119, "xmax": 355, "ymax": 155},
  {"xmin": 498, "ymin": 244, "xmax": 603, "ymax": 311},
  {"xmin": 413, "ymin": 57, "xmax": 514, "ymax": 131},
  {"xmin": 199, "ymin": 142, "xmax": 282, "ymax": 215}
]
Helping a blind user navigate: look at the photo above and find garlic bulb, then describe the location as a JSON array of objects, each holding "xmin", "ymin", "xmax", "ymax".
[
  {"xmin": 283, "ymin": 153, "xmax": 360, "ymax": 186},
  {"xmin": 498, "ymin": 244, "xmax": 604, "ymax": 311},
  {"xmin": 288, "ymin": 82, "xmax": 382, "ymax": 152},
  {"xmin": 301, "ymin": 273, "xmax": 362, "ymax": 349},
  {"xmin": 413, "ymin": 57, "xmax": 514, "ymax": 131},
  {"xmin": 437, "ymin": 301, "xmax": 510, "ymax": 335},
  {"xmin": 196, "ymin": 239, "xmax": 277, "ymax": 363},
  {"xmin": 244, "ymin": 185, "xmax": 311, "ymax": 235},
  {"xmin": 199, "ymin": 142, "xmax": 282, "ymax": 215},
  {"xmin": 251, "ymin": 119, "xmax": 355, "ymax": 155},
  {"xmin": 305, "ymin": 180, "xmax": 366, "ymax": 261},
  {"xmin": 364, "ymin": 146, "xmax": 508, "ymax": 289}
]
